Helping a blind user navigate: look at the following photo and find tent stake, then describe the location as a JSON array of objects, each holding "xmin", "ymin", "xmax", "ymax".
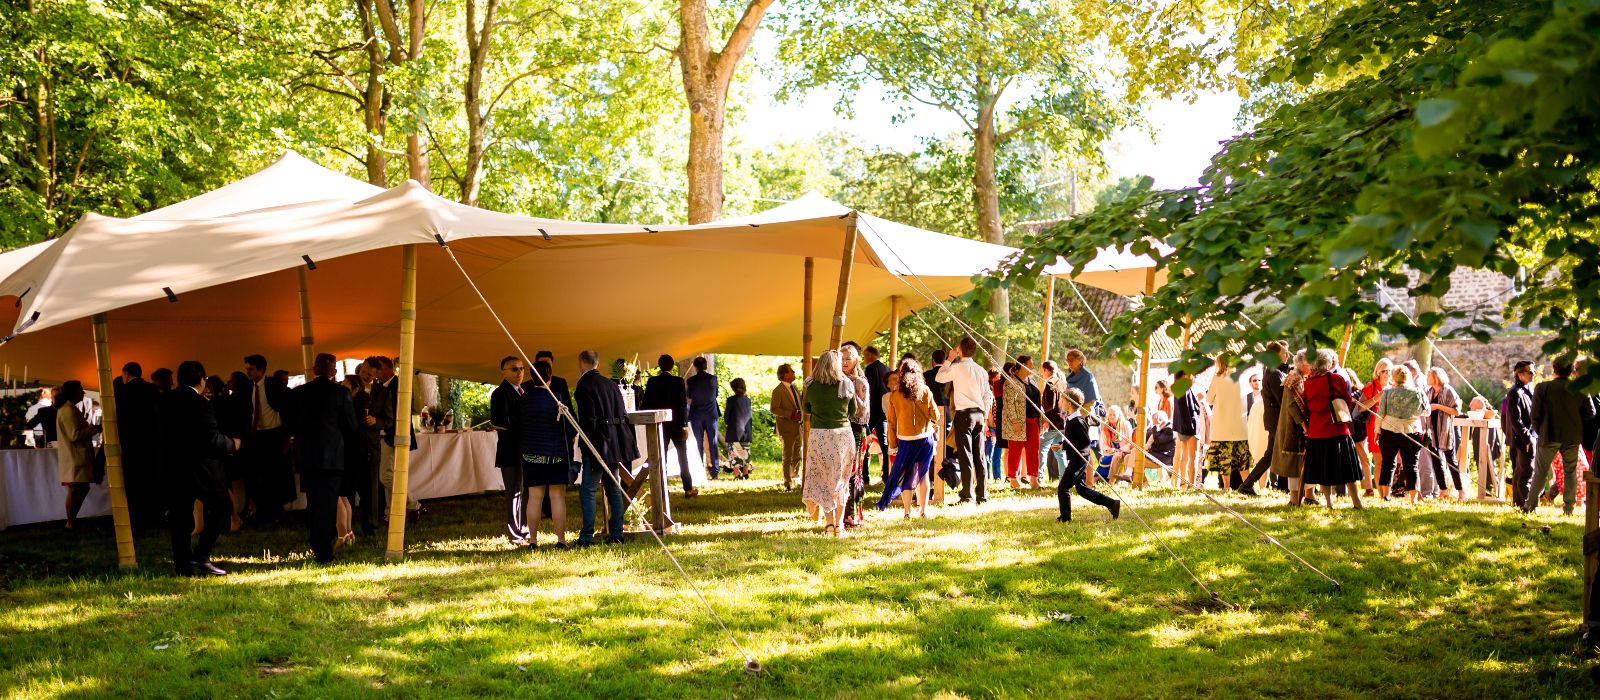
[
  {"xmin": 296, "ymin": 266, "xmax": 316, "ymax": 381},
  {"xmin": 829, "ymin": 213, "xmax": 860, "ymax": 350},
  {"xmin": 385, "ymin": 244, "xmax": 420, "ymax": 561},
  {"xmin": 91, "ymin": 313, "xmax": 137, "ymax": 569},
  {"xmin": 1132, "ymin": 268, "xmax": 1157, "ymax": 488}
]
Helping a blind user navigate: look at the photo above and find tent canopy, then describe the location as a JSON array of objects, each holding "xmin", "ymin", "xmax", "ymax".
[
  {"xmin": 0, "ymin": 166, "xmax": 1018, "ymax": 386},
  {"xmin": 1045, "ymin": 240, "xmax": 1172, "ymax": 297}
]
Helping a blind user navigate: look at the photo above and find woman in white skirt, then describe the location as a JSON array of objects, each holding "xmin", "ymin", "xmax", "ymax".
[{"xmin": 802, "ymin": 350, "xmax": 861, "ymax": 537}]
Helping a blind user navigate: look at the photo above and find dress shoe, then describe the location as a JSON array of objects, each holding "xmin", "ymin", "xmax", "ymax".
[
  {"xmin": 554, "ymin": 542, "xmax": 569, "ymax": 550},
  {"xmin": 604, "ymin": 537, "xmax": 625, "ymax": 545},
  {"xmin": 955, "ymin": 498, "xmax": 972, "ymax": 505},
  {"xmin": 1109, "ymin": 501, "xmax": 1121, "ymax": 520},
  {"xmin": 189, "ymin": 561, "xmax": 227, "ymax": 577},
  {"xmin": 1056, "ymin": 515, "xmax": 1071, "ymax": 523},
  {"xmin": 1236, "ymin": 485, "xmax": 1259, "ymax": 497},
  {"xmin": 683, "ymin": 488, "xmax": 700, "ymax": 498}
]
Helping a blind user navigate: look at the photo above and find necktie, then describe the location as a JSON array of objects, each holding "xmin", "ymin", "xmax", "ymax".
[
  {"xmin": 252, "ymin": 382, "xmax": 262, "ymax": 431},
  {"xmin": 789, "ymin": 383, "xmax": 799, "ymax": 410}
]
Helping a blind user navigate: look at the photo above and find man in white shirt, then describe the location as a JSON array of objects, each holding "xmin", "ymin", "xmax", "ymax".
[{"xmin": 936, "ymin": 335, "xmax": 994, "ymax": 504}]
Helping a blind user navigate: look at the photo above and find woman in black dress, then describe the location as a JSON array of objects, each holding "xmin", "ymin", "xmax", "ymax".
[
  {"xmin": 519, "ymin": 360, "xmax": 573, "ymax": 549},
  {"xmin": 348, "ymin": 363, "xmax": 383, "ymax": 536}
]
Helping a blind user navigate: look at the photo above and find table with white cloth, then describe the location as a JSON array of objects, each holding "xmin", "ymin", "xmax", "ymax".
[
  {"xmin": 0, "ymin": 448, "xmax": 110, "ymax": 530},
  {"xmin": 409, "ymin": 431, "xmax": 504, "ymax": 500}
]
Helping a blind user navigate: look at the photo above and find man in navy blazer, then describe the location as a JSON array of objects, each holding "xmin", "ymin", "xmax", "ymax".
[{"xmin": 290, "ymin": 353, "xmax": 359, "ymax": 563}]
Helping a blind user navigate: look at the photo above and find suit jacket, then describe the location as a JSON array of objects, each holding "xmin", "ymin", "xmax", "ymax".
[
  {"xmin": 158, "ymin": 387, "xmax": 235, "ymax": 496},
  {"xmin": 1533, "ymin": 377, "xmax": 1584, "ymax": 445},
  {"xmin": 643, "ymin": 372, "xmax": 688, "ymax": 430},
  {"xmin": 114, "ymin": 377, "xmax": 160, "ymax": 460},
  {"xmin": 289, "ymin": 377, "xmax": 358, "ymax": 473},
  {"xmin": 1503, "ymin": 380, "xmax": 1536, "ymax": 452},
  {"xmin": 770, "ymin": 381, "xmax": 802, "ymax": 434},
  {"xmin": 864, "ymin": 360, "xmax": 891, "ymax": 423},
  {"xmin": 489, "ymin": 380, "xmax": 523, "ymax": 469},
  {"xmin": 574, "ymin": 369, "xmax": 639, "ymax": 467},
  {"xmin": 374, "ymin": 375, "xmax": 418, "ymax": 451},
  {"xmin": 1260, "ymin": 363, "xmax": 1288, "ymax": 435},
  {"xmin": 686, "ymin": 372, "xmax": 721, "ymax": 418}
]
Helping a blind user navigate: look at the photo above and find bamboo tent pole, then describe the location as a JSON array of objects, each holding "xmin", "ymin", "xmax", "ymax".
[
  {"xmin": 296, "ymin": 266, "xmax": 316, "ymax": 381},
  {"xmin": 1338, "ymin": 324, "xmax": 1355, "ymax": 366},
  {"xmin": 1040, "ymin": 276, "xmax": 1056, "ymax": 365},
  {"xmin": 385, "ymin": 245, "xmax": 420, "ymax": 561},
  {"xmin": 91, "ymin": 313, "xmax": 137, "ymax": 568},
  {"xmin": 1131, "ymin": 268, "xmax": 1157, "ymax": 488},
  {"xmin": 889, "ymin": 295, "xmax": 901, "ymax": 362},
  {"xmin": 803, "ymin": 258, "xmax": 814, "ymax": 375},
  {"xmin": 829, "ymin": 213, "xmax": 860, "ymax": 350}
]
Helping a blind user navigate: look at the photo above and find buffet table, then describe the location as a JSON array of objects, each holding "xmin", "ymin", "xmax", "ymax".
[
  {"xmin": 410, "ymin": 430, "xmax": 503, "ymax": 501},
  {"xmin": 0, "ymin": 448, "xmax": 110, "ymax": 530}
]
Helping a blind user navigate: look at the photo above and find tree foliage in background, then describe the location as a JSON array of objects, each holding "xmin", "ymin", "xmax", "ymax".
[
  {"xmin": 999, "ymin": 0, "xmax": 1600, "ymax": 391},
  {"xmin": 774, "ymin": 0, "xmax": 1134, "ymax": 325},
  {"xmin": 0, "ymin": 0, "xmax": 310, "ymax": 245}
]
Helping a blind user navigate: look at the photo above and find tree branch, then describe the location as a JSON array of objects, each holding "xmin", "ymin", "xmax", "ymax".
[
  {"xmin": 374, "ymin": 0, "xmax": 407, "ymax": 63},
  {"xmin": 424, "ymin": 121, "xmax": 463, "ymax": 188},
  {"xmin": 712, "ymin": 0, "xmax": 775, "ymax": 89},
  {"xmin": 293, "ymin": 81, "xmax": 364, "ymax": 106},
  {"xmin": 484, "ymin": 60, "xmax": 581, "ymax": 116},
  {"xmin": 328, "ymin": 144, "xmax": 369, "ymax": 169}
]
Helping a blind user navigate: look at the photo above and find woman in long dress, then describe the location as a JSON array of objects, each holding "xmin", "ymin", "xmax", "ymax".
[
  {"xmin": 1205, "ymin": 356, "xmax": 1252, "ymax": 490},
  {"xmin": 878, "ymin": 359, "xmax": 939, "ymax": 518},
  {"xmin": 802, "ymin": 350, "xmax": 860, "ymax": 537}
]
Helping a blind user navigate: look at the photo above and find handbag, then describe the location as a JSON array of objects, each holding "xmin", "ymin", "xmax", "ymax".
[{"xmin": 1327, "ymin": 375, "xmax": 1352, "ymax": 424}]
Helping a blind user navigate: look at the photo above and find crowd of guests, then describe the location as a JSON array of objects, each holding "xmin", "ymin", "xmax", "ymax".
[{"xmin": 49, "ymin": 354, "xmax": 420, "ymax": 576}]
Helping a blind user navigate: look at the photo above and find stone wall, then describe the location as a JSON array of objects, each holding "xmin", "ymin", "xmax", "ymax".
[
  {"xmin": 1087, "ymin": 358, "xmax": 1132, "ymax": 409},
  {"xmin": 1377, "ymin": 267, "xmax": 1524, "ymax": 333},
  {"xmin": 1382, "ymin": 334, "xmax": 1552, "ymax": 403}
]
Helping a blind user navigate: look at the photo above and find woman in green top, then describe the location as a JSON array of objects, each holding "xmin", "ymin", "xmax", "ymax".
[
  {"xmin": 803, "ymin": 349, "xmax": 860, "ymax": 538},
  {"xmin": 1377, "ymin": 364, "xmax": 1430, "ymax": 503}
]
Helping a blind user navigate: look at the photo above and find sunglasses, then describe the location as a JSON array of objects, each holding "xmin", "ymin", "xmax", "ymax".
[{"xmin": 507, "ymin": 366, "xmax": 527, "ymax": 372}]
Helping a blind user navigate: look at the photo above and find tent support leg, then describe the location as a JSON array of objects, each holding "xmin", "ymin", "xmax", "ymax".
[
  {"xmin": 803, "ymin": 258, "xmax": 814, "ymax": 376},
  {"xmin": 91, "ymin": 313, "xmax": 137, "ymax": 569},
  {"xmin": 385, "ymin": 244, "xmax": 419, "ymax": 561},
  {"xmin": 1338, "ymin": 323, "xmax": 1355, "ymax": 366},
  {"xmin": 297, "ymin": 266, "xmax": 316, "ymax": 381},
  {"xmin": 1132, "ymin": 268, "xmax": 1157, "ymax": 488},
  {"xmin": 828, "ymin": 213, "xmax": 860, "ymax": 351},
  {"xmin": 889, "ymin": 295, "xmax": 900, "ymax": 363},
  {"xmin": 1041, "ymin": 276, "xmax": 1055, "ymax": 365}
]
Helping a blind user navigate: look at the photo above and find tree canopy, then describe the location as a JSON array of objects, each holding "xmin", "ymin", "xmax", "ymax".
[{"xmin": 1000, "ymin": 0, "xmax": 1600, "ymax": 388}]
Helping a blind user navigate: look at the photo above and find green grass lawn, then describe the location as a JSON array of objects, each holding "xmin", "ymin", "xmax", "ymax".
[{"xmin": 1, "ymin": 466, "xmax": 1595, "ymax": 698}]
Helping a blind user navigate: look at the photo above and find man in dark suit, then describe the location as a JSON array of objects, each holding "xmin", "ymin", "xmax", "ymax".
[
  {"xmin": 685, "ymin": 356, "xmax": 722, "ymax": 479},
  {"xmin": 1238, "ymin": 341, "xmax": 1290, "ymax": 495},
  {"xmin": 862, "ymin": 345, "xmax": 892, "ymax": 483},
  {"xmin": 367, "ymin": 355, "xmax": 422, "ymax": 521},
  {"xmin": 1527, "ymin": 358, "xmax": 1585, "ymax": 514},
  {"xmin": 289, "ymin": 354, "xmax": 359, "ymax": 563},
  {"xmin": 1504, "ymin": 360, "xmax": 1538, "ymax": 507},
  {"xmin": 573, "ymin": 350, "xmax": 640, "ymax": 545},
  {"xmin": 114, "ymin": 362, "xmax": 162, "ymax": 527},
  {"xmin": 643, "ymin": 354, "xmax": 697, "ymax": 497},
  {"xmin": 241, "ymin": 354, "xmax": 292, "ymax": 524},
  {"xmin": 490, "ymin": 355, "xmax": 530, "ymax": 545},
  {"xmin": 159, "ymin": 361, "xmax": 240, "ymax": 576}
]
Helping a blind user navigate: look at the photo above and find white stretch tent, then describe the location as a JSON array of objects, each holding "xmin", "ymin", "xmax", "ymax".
[{"xmin": 0, "ymin": 161, "xmax": 1018, "ymax": 387}]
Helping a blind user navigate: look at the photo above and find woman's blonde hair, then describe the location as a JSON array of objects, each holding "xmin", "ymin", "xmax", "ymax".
[
  {"xmin": 811, "ymin": 349, "xmax": 843, "ymax": 385},
  {"xmin": 1392, "ymin": 364, "xmax": 1412, "ymax": 386}
]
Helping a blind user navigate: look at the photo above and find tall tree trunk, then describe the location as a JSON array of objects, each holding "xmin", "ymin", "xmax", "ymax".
[
  {"xmin": 405, "ymin": 0, "xmax": 429, "ymax": 187},
  {"xmin": 357, "ymin": 0, "xmax": 388, "ymax": 186},
  {"xmin": 460, "ymin": 0, "xmax": 499, "ymax": 206},
  {"xmin": 677, "ymin": 0, "xmax": 773, "ymax": 224},
  {"xmin": 682, "ymin": 77, "xmax": 725, "ymax": 224},
  {"xmin": 1413, "ymin": 288, "xmax": 1440, "ymax": 371},
  {"xmin": 973, "ymin": 102, "xmax": 1009, "ymax": 355},
  {"xmin": 30, "ymin": 0, "xmax": 53, "ymax": 206}
]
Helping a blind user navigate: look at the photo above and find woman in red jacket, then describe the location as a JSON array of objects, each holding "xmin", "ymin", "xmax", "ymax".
[{"xmin": 1301, "ymin": 349, "xmax": 1366, "ymax": 509}]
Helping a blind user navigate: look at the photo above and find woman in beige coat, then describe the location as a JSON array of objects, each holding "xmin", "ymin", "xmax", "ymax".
[{"xmin": 55, "ymin": 381, "xmax": 98, "ymax": 529}]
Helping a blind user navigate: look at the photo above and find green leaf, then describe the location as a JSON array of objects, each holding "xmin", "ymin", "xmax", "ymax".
[{"xmin": 1415, "ymin": 98, "xmax": 1459, "ymax": 128}]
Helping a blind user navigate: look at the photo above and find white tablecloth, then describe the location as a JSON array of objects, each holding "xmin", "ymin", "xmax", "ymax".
[
  {"xmin": 0, "ymin": 448, "xmax": 110, "ymax": 530},
  {"xmin": 411, "ymin": 431, "xmax": 503, "ymax": 500}
]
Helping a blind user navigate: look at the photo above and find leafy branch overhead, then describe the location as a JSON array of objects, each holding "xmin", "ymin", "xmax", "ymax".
[{"xmin": 998, "ymin": 0, "xmax": 1600, "ymax": 391}]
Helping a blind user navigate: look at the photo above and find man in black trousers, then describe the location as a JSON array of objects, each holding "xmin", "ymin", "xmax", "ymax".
[
  {"xmin": 573, "ymin": 350, "xmax": 639, "ymax": 545},
  {"xmin": 290, "ymin": 354, "xmax": 359, "ymax": 564},
  {"xmin": 241, "ymin": 354, "xmax": 292, "ymax": 524},
  {"xmin": 1238, "ymin": 341, "xmax": 1289, "ymax": 495},
  {"xmin": 159, "ymin": 361, "xmax": 239, "ymax": 577},
  {"xmin": 114, "ymin": 362, "xmax": 162, "ymax": 527},
  {"xmin": 490, "ymin": 355, "xmax": 530, "ymax": 545}
]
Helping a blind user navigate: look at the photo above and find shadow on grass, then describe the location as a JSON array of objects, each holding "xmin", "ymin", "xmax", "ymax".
[{"xmin": 0, "ymin": 479, "xmax": 1594, "ymax": 698}]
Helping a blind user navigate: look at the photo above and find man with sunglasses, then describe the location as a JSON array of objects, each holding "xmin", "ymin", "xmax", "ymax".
[{"xmin": 491, "ymin": 356, "xmax": 531, "ymax": 545}]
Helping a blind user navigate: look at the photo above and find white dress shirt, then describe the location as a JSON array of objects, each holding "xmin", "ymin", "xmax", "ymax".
[
  {"xmin": 936, "ymin": 358, "xmax": 992, "ymax": 413},
  {"xmin": 254, "ymin": 380, "xmax": 283, "ymax": 430}
]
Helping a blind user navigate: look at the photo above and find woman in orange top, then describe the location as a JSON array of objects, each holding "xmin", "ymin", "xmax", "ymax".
[{"xmin": 878, "ymin": 359, "xmax": 941, "ymax": 518}]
